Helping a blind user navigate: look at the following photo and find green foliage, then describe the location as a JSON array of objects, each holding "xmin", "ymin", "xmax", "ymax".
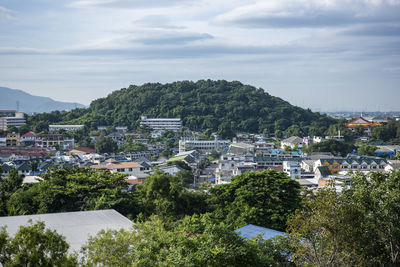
[
  {"xmin": 81, "ymin": 216, "xmax": 287, "ymax": 267},
  {"xmin": 0, "ymin": 221, "xmax": 77, "ymax": 266},
  {"xmin": 357, "ymin": 144, "xmax": 377, "ymax": 156},
  {"xmin": 288, "ymin": 170, "xmax": 400, "ymax": 266},
  {"xmin": 6, "ymin": 167, "xmax": 136, "ymax": 217},
  {"xmin": 175, "ymin": 170, "xmax": 194, "ymax": 188},
  {"xmin": 0, "ymin": 169, "xmax": 24, "ymax": 216},
  {"xmin": 306, "ymin": 139, "xmax": 356, "ymax": 157},
  {"xmin": 94, "ymin": 136, "xmax": 118, "ymax": 153},
  {"xmin": 208, "ymin": 170, "xmax": 301, "ymax": 231},
  {"xmin": 27, "ymin": 80, "xmax": 336, "ymax": 138},
  {"xmin": 134, "ymin": 171, "xmax": 208, "ymax": 221},
  {"xmin": 371, "ymin": 120, "xmax": 400, "ymax": 141},
  {"xmin": 119, "ymin": 141, "xmax": 147, "ymax": 152}
]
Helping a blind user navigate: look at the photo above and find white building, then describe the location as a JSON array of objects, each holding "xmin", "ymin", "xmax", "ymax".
[
  {"xmin": 179, "ymin": 137, "xmax": 230, "ymax": 153},
  {"xmin": 0, "ymin": 111, "xmax": 26, "ymax": 131},
  {"xmin": 49, "ymin": 125, "xmax": 84, "ymax": 132},
  {"xmin": 140, "ymin": 116, "xmax": 182, "ymax": 132},
  {"xmin": 283, "ymin": 161, "xmax": 301, "ymax": 179}
]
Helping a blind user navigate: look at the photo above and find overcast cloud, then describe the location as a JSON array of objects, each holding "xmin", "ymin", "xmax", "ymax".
[{"xmin": 0, "ymin": 0, "xmax": 399, "ymax": 111}]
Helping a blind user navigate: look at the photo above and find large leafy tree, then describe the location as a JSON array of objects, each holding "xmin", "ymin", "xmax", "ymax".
[
  {"xmin": 208, "ymin": 170, "xmax": 301, "ymax": 231},
  {"xmin": 0, "ymin": 222, "xmax": 77, "ymax": 266},
  {"xmin": 7, "ymin": 167, "xmax": 136, "ymax": 217},
  {"xmin": 134, "ymin": 171, "xmax": 208, "ymax": 220},
  {"xmin": 81, "ymin": 216, "xmax": 286, "ymax": 267},
  {"xmin": 94, "ymin": 136, "xmax": 118, "ymax": 153},
  {"xmin": 306, "ymin": 139, "xmax": 355, "ymax": 157},
  {"xmin": 288, "ymin": 170, "xmax": 400, "ymax": 266}
]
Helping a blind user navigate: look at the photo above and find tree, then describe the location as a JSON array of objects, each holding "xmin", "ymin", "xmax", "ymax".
[
  {"xmin": 134, "ymin": 172, "xmax": 207, "ymax": 220},
  {"xmin": 208, "ymin": 170, "xmax": 301, "ymax": 231},
  {"xmin": 307, "ymin": 139, "xmax": 355, "ymax": 157},
  {"xmin": 357, "ymin": 144, "xmax": 377, "ymax": 156},
  {"xmin": 119, "ymin": 142, "xmax": 147, "ymax": 152},
  {"xmin": 81, "ymin": 216, "xmax": 284, "ymax": 267},
  {"xmin": 287, "ymin": 188, "xmax": 360, "ymax": 266},
  {"xmin": 0, "ymin": 221, "xmax": 77, "ymax": 266},
  {"xmin": 95, "ymin": 136, "xmax": 117, "ymax": 153},
  {"xmin": 6, "ymin": 167, "xmax": 136, "ymax": 217},
  {"xmin": 288, "ymin": 170, "xmax": 400, "ymax": 266}
]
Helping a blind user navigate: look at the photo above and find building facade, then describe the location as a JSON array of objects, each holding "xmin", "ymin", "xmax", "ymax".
[{"xmin": 140, "ymin": 116, "xmax": 182, "ymax": 132}]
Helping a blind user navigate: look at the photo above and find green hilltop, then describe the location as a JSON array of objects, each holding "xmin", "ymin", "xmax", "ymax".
[{"xmin": 28, "ymin": 80, "xmax": 336, "ymax": 137}]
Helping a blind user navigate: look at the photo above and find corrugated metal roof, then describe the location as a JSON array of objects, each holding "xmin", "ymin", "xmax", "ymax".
[
  {"xmin": 235, "ymin": 224, "xmax": 285, "ymax": 240},
  {"xmin": 0, "ymin": 209, "xmax": 133, "ymax": 254}
]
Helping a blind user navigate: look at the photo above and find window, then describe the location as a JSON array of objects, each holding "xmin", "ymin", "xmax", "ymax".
[{"xmin": 129, "ymin": 168, "xmax": 133, "ymax": 172}]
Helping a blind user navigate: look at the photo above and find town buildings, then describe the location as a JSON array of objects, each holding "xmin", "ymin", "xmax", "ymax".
[
  {"xmin": 0, "ymin": 110, "xmax": 26, "ymax": 131},
  {"xmin": 49, "ymin": 125, "xmax": 84, "ymax": 132},
  {"xmin": 179, "ymin": 137, "xmax": 230, "ymax": 153},
  {"xmin": 140, "ymin": 116, "xmax": 182, "ymax": 132}
]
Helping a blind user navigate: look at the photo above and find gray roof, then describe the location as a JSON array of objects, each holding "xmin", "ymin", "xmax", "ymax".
[
  {"xmin": 0, "ymin": 209, "xmax": 133, "ymax": 254},
  {"xmin": 282, "ymin": 136, "xmax": 303, "ymax": 144},
  {"xmin": 235, "ymin": 224, "xmax": 285, "ymax": 240}
]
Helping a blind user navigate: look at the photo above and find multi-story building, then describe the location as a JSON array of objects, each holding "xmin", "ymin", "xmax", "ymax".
[
  {"xmin": 35, "ymin": 134, "xmax": 75, "ymax": 150},
  {"xmin": 314, "ymin": 156, "xmax": 387, "ymax": 174},
  {"xmin": 6, "ymin": 133, "xmax": 20, "ymax": 147},
  {"xmin": 49, "ymin": 125, "xmax": 84, "ymax": 132},
  {"xmin": 179, "ymin": 137, "xmax": 230, "ymax": 153},
  {"xmin": 0, "ymin": 110, "xmax": 26, "ymax": 131},
  {"xmin": 283, "ymin": 161, "xmax": 302, "ymax": 179},
  {"xmin": 140, "ymin": 116, "xmax": 182, "ymax": 132}
]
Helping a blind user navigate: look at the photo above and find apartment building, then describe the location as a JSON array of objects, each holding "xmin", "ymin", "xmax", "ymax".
[{"xmin": 140, "ymin": 116, "xmax": 182, "ymax": 132}]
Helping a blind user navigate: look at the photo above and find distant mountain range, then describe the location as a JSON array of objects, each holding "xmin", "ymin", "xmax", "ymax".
[{"xmin": 0, "ymin": 87, "xmax": 85, "ymax": 114}]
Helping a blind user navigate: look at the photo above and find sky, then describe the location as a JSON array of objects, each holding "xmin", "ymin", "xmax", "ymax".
[{"xmin": 0, "ymin": 0, "xmax": 399, "ymax": 111}]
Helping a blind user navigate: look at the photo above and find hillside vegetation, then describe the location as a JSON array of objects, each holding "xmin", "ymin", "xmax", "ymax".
[{"xmin": 28, "ymin": 80, "xmax": 336, "ymax": 137}]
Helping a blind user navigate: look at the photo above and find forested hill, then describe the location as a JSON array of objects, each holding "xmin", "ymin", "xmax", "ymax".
[{"xmin": 28, "ymin": 80, "xmax": 336, "ymax": 137}]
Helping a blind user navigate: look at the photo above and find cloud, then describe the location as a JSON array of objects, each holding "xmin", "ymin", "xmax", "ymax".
[
  {"xmin": 68, "ymin": 0, "xmax": 188, "ymax": 8},
  {"xmin": 342, "ymin": 24, "xmax": 400, "ymax": 36},
  {"xmin": 133, "ymin": 32, "xmax": 214, "ymax": 45},
  {"xmin": 213, "ymin": 0, "xmax": 400, "ymax": 28},
  {"xmin": 0, "ymin": 6, "xmax": 15, "ymax": 20},
  {"xmin": 133, "ymin": 15, "xmax": 185, "ymax": 30}
]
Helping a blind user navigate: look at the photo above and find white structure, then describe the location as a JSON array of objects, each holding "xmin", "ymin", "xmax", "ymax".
[
  {"xmin": 91, "ymin": 161, "xmax": 151, "ymax": 177},
  {"xmin": 140, "ymin": 116, "xmax": 182, "ymax": 132},
  {"xmin": 49, "ymin": 125, "xmax": 84, "ymax": 132},
  {"xmin": 0, "ymin": 111, "xmax": 26, "ymax": 131},
  {"xmin": 115, "ymin": 126, "xmax": 128, "ymax": 133},
  {"xmin": 0, "ymin": 210, "xmax": 133, "ymax": 255},
  {"xmin": 179, "ymin": 137, "xmax": 230, "ymax": 153},
  {"xmin": 283, "ymin": 161, "xmax": 301, "ymax": 179}
]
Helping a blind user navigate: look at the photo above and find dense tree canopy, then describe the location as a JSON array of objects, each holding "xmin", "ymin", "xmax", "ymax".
[
  {"xmin": 0, "ymin": 221, "xmax": 77, "ymax": 266},
  {"xmin": 26, "ymin": 80, "xmax": 336, "ymax": 138},
  {"xmin": 208, "ymin": 170, "xmax": 301, "ymax": 231},
  {"xmin": 81, "ymin": 216, "xmax": 289, "ymax": 267},
  {"xmin": 305, "ymin": 139, "xmax": 356, "ymax": 157},
  {"xmin": 6, "ymin": 167, "xmax": 136, "ymax": 217},
  {"xmin": 288, "ymin": 170, "xmax": 400, "ymax": 266}
]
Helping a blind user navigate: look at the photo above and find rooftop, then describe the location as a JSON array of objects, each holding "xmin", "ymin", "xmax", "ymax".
[{"xmin": 0, "ymin": 209, "xmax": 133, "ymax": 254}]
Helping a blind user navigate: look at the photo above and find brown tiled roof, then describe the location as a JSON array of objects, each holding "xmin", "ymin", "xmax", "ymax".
[{"xmin": 91, "ymin": 162, "xmax": 143, "ymax": 170}]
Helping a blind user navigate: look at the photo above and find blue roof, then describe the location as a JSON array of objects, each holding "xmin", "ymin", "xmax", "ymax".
[{"xmin": 235, "ymin": 224, "xmax": 285, "ymax": 240}]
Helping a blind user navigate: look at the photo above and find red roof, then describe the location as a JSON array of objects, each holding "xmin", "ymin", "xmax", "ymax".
[
  {"xmin": 22, "ymin": 131, "xmax": 38, "ymax": 137},
  {"xmin": 345, "ymin": 117, "xmax": 381, "ymax": 128},
  {"xmin": 125, "ymin": 179, "xmax": 144, "ymax": 185}
]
